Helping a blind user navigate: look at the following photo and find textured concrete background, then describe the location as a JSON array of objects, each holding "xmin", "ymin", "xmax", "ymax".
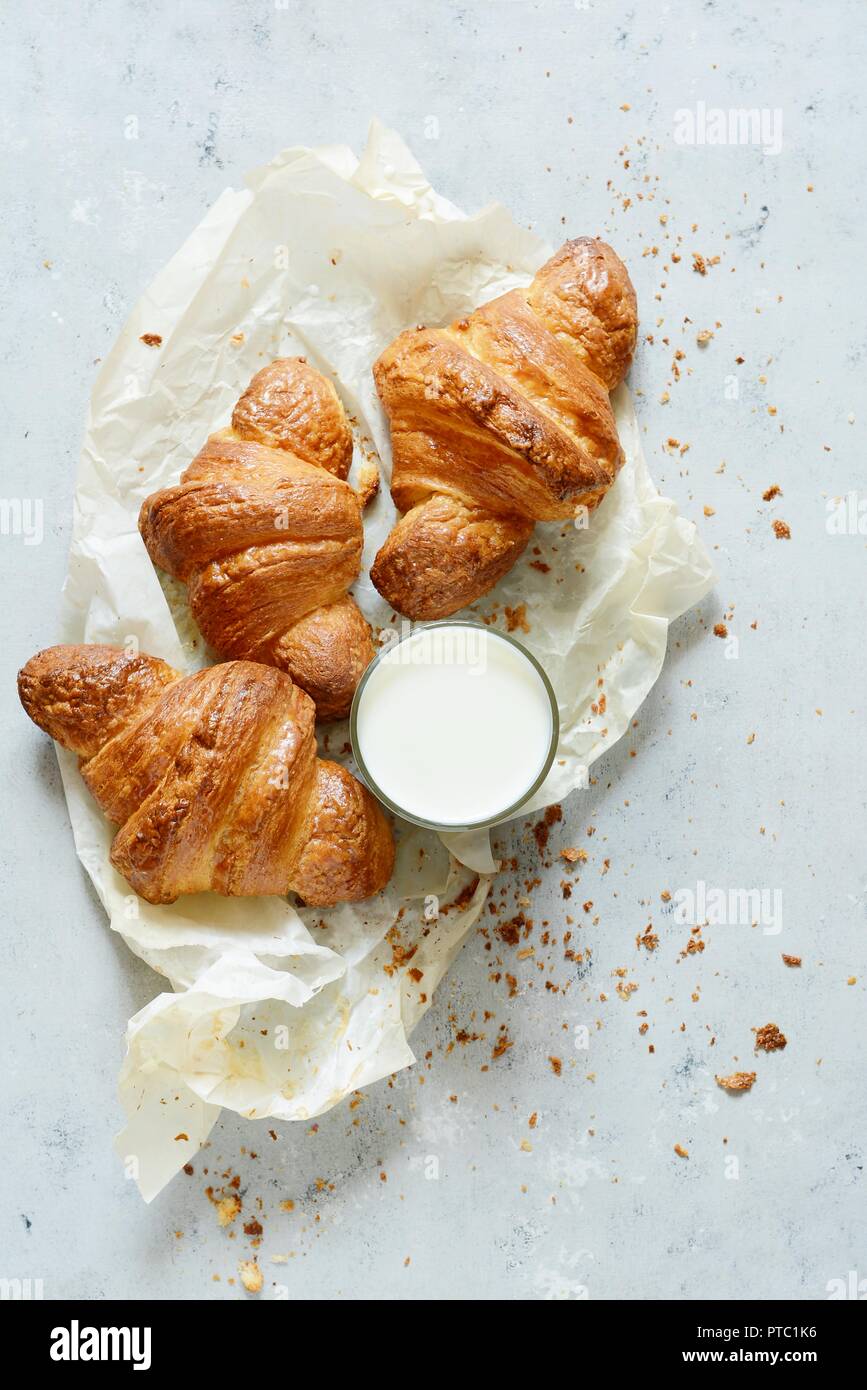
[{"xmin": 2, "ymin": 0, "xmax": 865, "ymax": 1300}]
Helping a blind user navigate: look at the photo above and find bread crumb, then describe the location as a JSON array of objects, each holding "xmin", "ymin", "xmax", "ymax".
[
  {"xmin": 772, "ymin": 519, "xmax": 791, "ymax": 539},
  {"xmin": 762, "ymin": 484, "xmax": 781, "ymax": 501},
  {"xmin": 636, "ymin": 924, "xmax": 659, "ymax": 951},
  {"xmin": 716, "ymin": 1071, "xmax": 756, "ymax": 1092},
  {"xmin": 504, "ymin": 602, "xmax": 530, "ymax": 634},
  {"xmin": 239, "ymin": 1260, "xmax": 263, "ymax": 1295},
  {"xmin": 713, "ymin": 622, "xmax": 727, "ymax": 638},
  {"xmin": 674, "ymin": 1143, "xmax": 689, "ymax": 1158},
  {"xmin": 696, "ymin": 329, "xmax": 714, "ymax": 346},
  {"xmin": 139, "ymin": 332, "xmax": 162, "ymax": 348},
  {"xmin": 560, "ymin": 846, "xmax": 587, "ymax": 863},
  {"xmin": 781, "ymin": 954, "xmax": 801, "ymax": 967},
  {"xmin": 703, "ymin": 505, "xmax": 716, "ymax": 517},
  {"xmin": 215, "ymin": 1195, "xmax": 241, "ymax": 1227},
  {"xmin": 753, "ymin": 1022, "xmax": 787, "ymax": 1052}
]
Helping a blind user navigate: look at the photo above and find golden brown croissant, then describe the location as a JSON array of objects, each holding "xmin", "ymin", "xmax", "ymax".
[
  {"xmin": 370, "ymin": 237, "xmax": 639, "ymax": 619},
  {"xmin": 18, "ymin": 644, "xmax": 394, "ymax": 906},
  {"xmin": 139, "ymin": 358, "xmax": 373, "ymax": 721}
]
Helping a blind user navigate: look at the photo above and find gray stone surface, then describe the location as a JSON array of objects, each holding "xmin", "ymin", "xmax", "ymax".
[{"xmin": 1, "ymin": 0, "xmax": 864, "ymax": 1300}]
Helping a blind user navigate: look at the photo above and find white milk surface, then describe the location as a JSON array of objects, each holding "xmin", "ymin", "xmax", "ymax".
[{"xmin": 353, "ymin": 626, "xmax": 555, "ymax": 826}]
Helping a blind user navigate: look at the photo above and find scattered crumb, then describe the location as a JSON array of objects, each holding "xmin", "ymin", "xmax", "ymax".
[
  {"xmin": 239, "ymin": 1260, "xmax": 263, "ymax": 1295},
  {"xmin": 713, "ymin": 622, "xmax": 727, "ymax": 638},
  {"xmin": 504, "ymin": 602, "xmax": 530, "ymax": 634},
  {"xmin": 560, "ymin": 846, "xmax": 587, "ymax": 864},
  {"xmin": 674, "ymin": 1143, "xmax": 689, "ymax": 1159},
  {"xmin": 703, "ymin": 505, "xmax": 716, "ymax": 517},
  {"xmin": 762, "ymin": 484, "xmax": 782, "ymax": 501},
  {"xmin": 754, "ymin": 1023, "xmax": 787, "ymax": 1053},
  {"xmin": 139, "ymin": 332, "xmax": 162, "ymax": 348},
  {"xmin": 772, "ymin": 519, "xmax": 791, "ymax": 540},
  {"xmin": 215, "ymin": 1195, "xmax": 242, "ymax": 1227},
  {"xmin": 782, "ymin": 954, "xmax": 802, "ymax": 968},
  {"xmin": 679, "ymin": 929, "xmax": 705, "ymax": 960},
  {"xmin": 716, "ymin": 1071, "xmax": 757, "ymax": 1092},
  {"xmin": 696, "ymin": 329, "xmax": 714, "ymax": 346},
  {"xmin": 548, "ymin": 1055, "xmax": 563, "ymax": 1077}
]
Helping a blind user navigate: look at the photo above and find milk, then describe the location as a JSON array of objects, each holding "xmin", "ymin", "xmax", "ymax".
[{"xmin": 352, "ymin": 624, "xmax": 557, "ymax": 827}]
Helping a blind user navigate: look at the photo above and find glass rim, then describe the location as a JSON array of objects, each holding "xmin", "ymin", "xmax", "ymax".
[{"xmin": 349, "ymin": 618, "xmax": 561, "ymax": 833}]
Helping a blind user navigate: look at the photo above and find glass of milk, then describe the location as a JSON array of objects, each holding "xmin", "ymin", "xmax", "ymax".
[{"xmin": 350, "ymin": 621, "xmax": 560, "ymax": 830}]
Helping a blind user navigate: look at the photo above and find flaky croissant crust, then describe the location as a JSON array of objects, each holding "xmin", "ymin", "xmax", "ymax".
[
  {"xmin": 371, "ymin": 237, "xmax": 638, "ymax": 620},
  {"xmin": 139, "ymin": 358, "xmax": 373, "ymax": 721},
  {"xmin": 18, "ymin": 645, "xmax": 394, "ymax": 907}
]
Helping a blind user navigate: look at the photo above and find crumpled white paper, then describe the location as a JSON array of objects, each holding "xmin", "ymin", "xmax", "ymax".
[{"xmin": 53, "ymin": 120, "xmax": 713, "ymax": 1201}]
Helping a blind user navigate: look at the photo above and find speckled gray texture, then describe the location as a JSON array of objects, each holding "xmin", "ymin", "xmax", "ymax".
[{"xmin": 2, "ymin": 0, "xmax": 864, "ymax": 1301}]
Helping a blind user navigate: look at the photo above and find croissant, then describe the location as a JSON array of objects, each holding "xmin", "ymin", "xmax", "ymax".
[
  {"xmin": 139, "ymin": 358, "xmax": 373, "ymax": 721},
  {"xmin": 18, "ymin": 644, "xmax": 394, "ymax": 906},
  {"xmin": 370, "ymin": 237, "xmax": 639, "ymax": 619}
]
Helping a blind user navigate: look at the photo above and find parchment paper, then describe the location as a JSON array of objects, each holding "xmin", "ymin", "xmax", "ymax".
[{"xmin": 53, "ymin": 120, "xmax": 714, "ymax": 1200}]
